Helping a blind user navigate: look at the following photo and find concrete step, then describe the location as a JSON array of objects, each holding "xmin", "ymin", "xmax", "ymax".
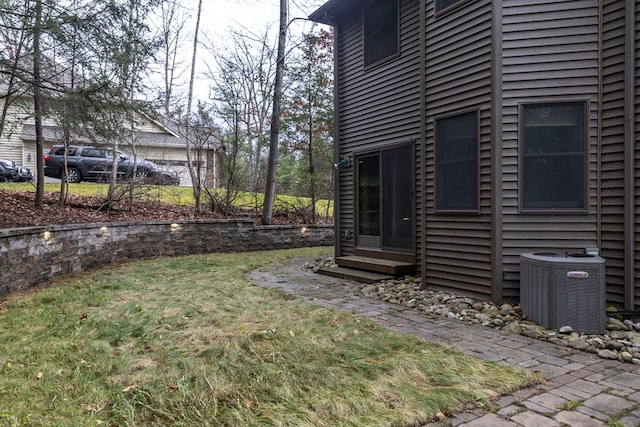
[
  {"xmin": 316, "ymin": 266, "xmax": 395, "ymax": 284},
  {"xmin": 335, "ymin": 255, "xmax": 415, "ymax": 276}
]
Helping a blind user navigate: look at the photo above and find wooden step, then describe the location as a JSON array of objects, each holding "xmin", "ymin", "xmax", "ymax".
[
  {"xmin": 335, "ymin": 255, "xmax": 415, "ymax": 276},
  {"xmin": 316, "ymin": 266, "xmax": 395, "ymax": 284}
]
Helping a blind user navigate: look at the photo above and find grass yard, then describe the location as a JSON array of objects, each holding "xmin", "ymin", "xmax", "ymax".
[{"xmin": 0, "ymin": 247, "xmax": 538, "ymax": 426}]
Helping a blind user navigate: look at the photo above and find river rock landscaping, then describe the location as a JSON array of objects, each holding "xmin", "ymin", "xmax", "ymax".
[{"xmin": 304, "ymin": 257, "xmax": 640, "ymax": 364}]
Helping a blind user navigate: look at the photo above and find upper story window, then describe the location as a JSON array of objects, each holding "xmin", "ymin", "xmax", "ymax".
[
  {"xmin": 435, "ymin": 0, "xmax": 466, "ymax": 13},
  {"xmin": 435, "ymin": 111, "xmax": 479, "ymax": 211},
  {"xmin": 521, "ymin": 102, "xmax": 587, "ymax": 211},
  {"xmin": 363, "ymin": 0, "xmax": 399, "ymax": 68}
]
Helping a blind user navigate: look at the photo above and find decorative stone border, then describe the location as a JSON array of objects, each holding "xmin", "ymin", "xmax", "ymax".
[{"xmin": 0, "ymin": 220, "xmax": 334, "ymax": 297}]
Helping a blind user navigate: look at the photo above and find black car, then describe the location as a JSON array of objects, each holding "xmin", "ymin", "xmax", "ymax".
[
  {"xmin": 0, "ymin": 158, "xmax": 18, "ymax": 182},
  {"xmin": 14, "ymin": 165, "xmax": 34, "ymax": 182},
  {"xmin": 44, "ymin": 145, "xmax": 169, "ymax": 184},
  {"xmin": 148, "ymin": 168, "xmax": 180, "ymax": 186}
]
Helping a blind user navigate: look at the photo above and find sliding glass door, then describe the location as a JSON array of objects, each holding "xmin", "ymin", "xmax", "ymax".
[{"xmin": 356, "ymin": 144, "xmax": 413, "ymax": 252}]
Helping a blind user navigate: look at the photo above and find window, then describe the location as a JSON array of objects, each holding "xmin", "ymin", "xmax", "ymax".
[
  {"xmin": 435, "ymin": 111, "xmax": 478, "ymax": 210},
  {"xmin": 84, "ymin": 149, "xmax": 105, "ymax": 158},
  {"xmin": 363, "ymin": 0, "xmax": 398, "ymax": 67},
  {"xmin": 53, "ymin": 146, "xmax": 77, "ymax": 156},
  {"xmin": 521, "ymin": 102, "xmax": 587, "ymax": 210},
  {"xmin": 435, "ymin": 0, "xmax": 466, "ymax": 13}
]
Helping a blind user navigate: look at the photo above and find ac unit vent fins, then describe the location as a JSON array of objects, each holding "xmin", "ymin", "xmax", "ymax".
[{"xmin": 520, "ymin": 252, "xmax": 606, "ymax": 335}]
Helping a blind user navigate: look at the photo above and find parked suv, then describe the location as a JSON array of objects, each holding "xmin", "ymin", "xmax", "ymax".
[{"xmin": 44, "ymin": 145, "xmax": 174, "ymax": 184}]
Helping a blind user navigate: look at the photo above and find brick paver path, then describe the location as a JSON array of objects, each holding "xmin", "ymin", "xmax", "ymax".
[{"xmin": 250, "ymin": 258, "xmax": 640, "ymax": 427}]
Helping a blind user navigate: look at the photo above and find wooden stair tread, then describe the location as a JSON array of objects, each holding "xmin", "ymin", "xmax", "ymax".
[
  {"xmin": 316, "ymin": 266, "xmax": 395, "ymax": 284},
  {"xmin": 335, "ymin": 255, "xmax": 415, "ymax": 276},
  {"xmin": 336, "ymin": 255, "xmax": 413, "ymax": 268}
]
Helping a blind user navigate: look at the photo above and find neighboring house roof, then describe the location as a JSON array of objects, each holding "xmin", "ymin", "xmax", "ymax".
[
  {"xmin": 20, "ymin": 124, "xmax": 182, "ymax": 149},
  {"xmin": 0, "ymin": 53, "xmax": 77, "ymax": 95},
  {"xmin": 156, "ymin": 118, "xmax": 223, "ymax": 151},
  {"xmin": 138, "ymin": 111, "xmax": 180, "ymax": 138},
  {"xmin": 20, "ymin": 124, "xmax": 93, "ymax": 145},
  {"xmin": 20, "ymin": 123, "xmax": 221, "ymax": 151}
]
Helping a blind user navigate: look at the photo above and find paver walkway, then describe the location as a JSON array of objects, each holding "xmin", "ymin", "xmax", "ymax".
[{"xmin": 250, "ymin": 258, "xmax": 640, "ymax": 427}]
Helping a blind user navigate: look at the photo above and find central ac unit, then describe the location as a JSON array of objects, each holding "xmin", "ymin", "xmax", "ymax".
[{"xmin": 520, "ymin": 252, "xmax": 606, "ymax": 334}]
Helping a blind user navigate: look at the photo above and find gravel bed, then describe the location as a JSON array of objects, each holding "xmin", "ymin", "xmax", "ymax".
[{"xmin": 304, "ymin": 257, "xmax": 640, "ymax": 364}]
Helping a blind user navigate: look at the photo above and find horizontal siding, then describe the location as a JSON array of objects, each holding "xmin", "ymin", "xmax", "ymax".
[
  {"xmin": 335, "ymin": 0, "xmax": 422, "ymax": 257},
  {"xmin": 331, "ymin": 0, "xmax": 636, "ymax": 309},
  {"xmin": 338, "ymin": 19, "xmax": 422, "ymax": 145},
  {"xmin": 423, "ymin": 0, "xmax": 493, "ymax": 300},
  {"xmin": 600, "ymin": 0, "xmax": 626, "ymax": 309},
  {"xmin": 0, "ymin": 100, "xmax": 30, "ymax": 166},
  {"xmin": 500, "ymin": 0, "xmax": 600, "ymax": 300}
]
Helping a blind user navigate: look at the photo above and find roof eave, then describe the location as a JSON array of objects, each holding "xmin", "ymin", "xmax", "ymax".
[
  {"xmin": 309, "ymin": 0, "xmax": 358, "ymax": 26},
  {"xmin": 309, "ymin": 6, "xmax": 337, "ymax": 25}
]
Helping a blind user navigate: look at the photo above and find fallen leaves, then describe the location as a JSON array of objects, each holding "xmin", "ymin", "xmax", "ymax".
[
  {"xmin": 0, "ymin": 189, "xmax": 225, "ymax": 229},
  {"xmin": 122, "ymin": 384, "xmax": 137, "ymax": 393}
]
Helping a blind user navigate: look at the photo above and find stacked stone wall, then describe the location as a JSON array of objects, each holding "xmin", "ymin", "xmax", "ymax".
[{"xmin": 0, "ymin": 220, "xmax": 334, "ymax": 296}]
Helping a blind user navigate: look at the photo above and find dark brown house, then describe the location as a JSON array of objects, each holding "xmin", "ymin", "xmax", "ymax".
[{"xmin": 310, "ymin": 0, "xmax": 640, "ymax": 315}]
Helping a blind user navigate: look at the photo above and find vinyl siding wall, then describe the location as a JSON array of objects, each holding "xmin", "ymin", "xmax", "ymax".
[
  {"xmin": 326, "ymin": 0, "xmax": 640, "ymax": 307},
  {"xmin": 500, "ymin": 0, "xmax": 600, "ymax": 300},
  {"xmin": 600, "ymin": 0, "xmax": 626, "ymax": 308},
  {"xmin": 423, "ymin": 0, "xmax": 494, "ymax": 300},
  {"xmin": 335, "ymin": 0, "xmax": 422, "ymax": 259},
  {"xmin": 0, "ymin": 99, "xmax": 58, "ymax": 171}
]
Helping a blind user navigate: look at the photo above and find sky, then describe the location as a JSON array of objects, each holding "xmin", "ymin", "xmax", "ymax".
[
  {"xmin": 172, "ymin": 0, "xmax": 327, "ymax": 101},
  {"xmin": 188, "ymin": 0, "xmax": 323, "ymax": 40}
]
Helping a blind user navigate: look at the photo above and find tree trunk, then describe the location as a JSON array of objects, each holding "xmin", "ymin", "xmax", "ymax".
[
  {"xmin": 307, "ymin": 99, "xmax": 316, "ymax": 224},
  {"xmin": 32, "ymin": 0, "xmax": 44, "ymax": 209},
  {"xmin": 261, "ymin": 0, "xmax": 288, "ymax": 224},
  {"xmin": 185, "ymin": 0, "xmax": 203, "ymax": 214}
]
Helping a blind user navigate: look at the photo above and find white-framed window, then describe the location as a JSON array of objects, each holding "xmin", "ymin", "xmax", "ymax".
[
  {"xmin": 435, "ymin": 110, "xmax": 479, "ymax": 211},
  {"xmin": 521, "ymin": 101, "xmax": 587, "ymax": 211},
  {"xmin": 363, "ymin": 0, "xmax": 399, "ymax": 68}
]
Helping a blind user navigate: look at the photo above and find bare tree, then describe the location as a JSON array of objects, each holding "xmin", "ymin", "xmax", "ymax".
[
  {"xmin": 281, "ymin": 28, "xmax": 334, "ymax": 223},
  {"xmin": 155, "ymin": 0, "xmax": 189, "ymax": 118},
  {"xmin": 208, "ymin": 53, "xmax": 253, "ymax": 214},
  {"xmin": 183, "ymin": 0, "xmax": 204, "ymax": 213},
  {"xmin": 32, "ymin": 0, "xmax": 46, "ymax": 208},
  {"xmin": 261, "ymin": 0, "xmax": 288, "ymax": 224},
  {"xmin": 0, "ymin": 0, "xmax": 32, "ymax": 141},
  {"xmin": 203, "ymin": 29, "xmax": 277, "ymax": 193}
]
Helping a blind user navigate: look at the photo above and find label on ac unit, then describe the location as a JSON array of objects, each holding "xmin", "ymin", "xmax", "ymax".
[{"xmin": 567, "ymin": 271, "xmax": 589, "ymax": 279}]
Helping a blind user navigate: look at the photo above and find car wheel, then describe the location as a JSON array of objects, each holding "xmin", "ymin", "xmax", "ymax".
[
  {"xmin": 134, "ymin": 170, "xmax": 149, "ymax": 183},
  {"xmin": 64, "ymin": 168, "xmax": 82, "ymax": 183}
]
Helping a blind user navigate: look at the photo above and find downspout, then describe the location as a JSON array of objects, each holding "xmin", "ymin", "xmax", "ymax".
[
  {"xmin": 419, "ymin": 0, "xmax": 427, "ymax": 286},
  {"xmin": 490, "ymin": 0, "xmax": 504, "ymax": 303},
  {"xmin": 332, "ymin": 23, "xmax": 341, "ymax": 258},
  {"xmin": 623, "ymin": 0, "xmax": 635, "ymax": 312},
  {"xmin": 596, "ymin": 0, "xmax": 603, "ymax": 255}
]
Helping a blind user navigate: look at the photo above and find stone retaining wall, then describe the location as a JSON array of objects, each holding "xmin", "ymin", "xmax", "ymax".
[{"xmin": 0, "ymin": 220, "xmax": 334, "ymax": 296}]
